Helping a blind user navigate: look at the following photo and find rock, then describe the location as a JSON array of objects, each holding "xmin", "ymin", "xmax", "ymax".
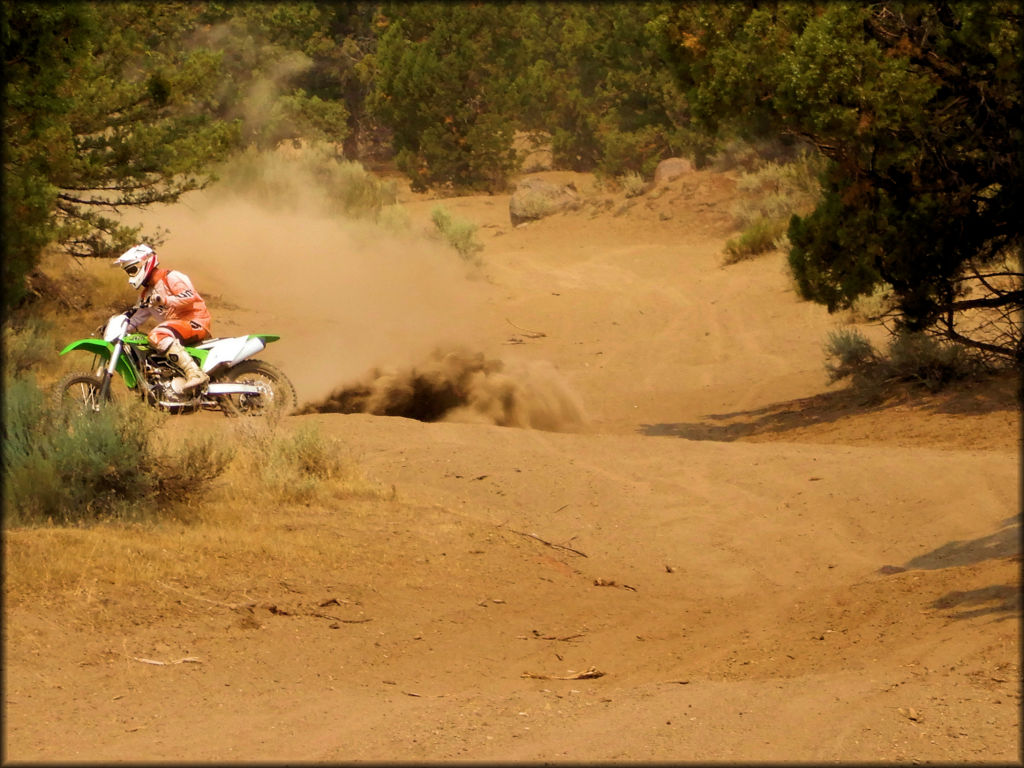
[
  {"xmin": 509, "ymin": 177, "xmax": 581, "ymax": 225},
  {"xmin": 653, "ymin": 157, "xmax": 694, "ymax": 186}
]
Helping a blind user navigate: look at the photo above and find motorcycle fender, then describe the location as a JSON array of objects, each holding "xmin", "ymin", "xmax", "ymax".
[
  {"xmin": 206, "ymin": 382, "xmax": 263, "ymax": 395},
  {"xmin": 58, "ymin": 339, "xmax": 139, "ymax": 388},
  {"xmin": 200, "ymin": 335, "xmax": 267, "ymax": 372}
]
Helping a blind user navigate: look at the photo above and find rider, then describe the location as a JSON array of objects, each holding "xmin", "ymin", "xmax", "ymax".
[{"xmin": 112, "ymin": 244, "xmax": 212, "ymax": 391}]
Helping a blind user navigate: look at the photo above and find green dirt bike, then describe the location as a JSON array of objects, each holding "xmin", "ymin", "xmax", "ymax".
[{"xmin": 54, "ymin": 302, "xmax": 296, "ymax": 417}]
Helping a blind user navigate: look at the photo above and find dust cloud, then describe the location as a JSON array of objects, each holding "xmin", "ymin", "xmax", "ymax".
[
  {"xmin": 120, "ymin": 151, "xmax": 484, "ymax": 403},
  {"xmin": 121, "ymin": 149, "xmax": 588, "ymax": 429},
  {"xmin": 298, "ymin": 347, "xmax": 588, "ymax": 432}
]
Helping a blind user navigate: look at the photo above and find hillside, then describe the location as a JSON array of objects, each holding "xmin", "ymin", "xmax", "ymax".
[{"xmin": 3, "ymin": 167, "xmax": 1019, "ymax": 762}]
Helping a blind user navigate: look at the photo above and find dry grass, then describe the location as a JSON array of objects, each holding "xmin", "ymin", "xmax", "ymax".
[
  {"xmin": 3, "ymin": 453, "xmax": 391, "ymax": 633},
  {"xmin": 3, "ymin": 386, "xmax": 389, "ymax": 628}
]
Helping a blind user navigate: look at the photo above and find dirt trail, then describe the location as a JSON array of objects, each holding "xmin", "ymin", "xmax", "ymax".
[{"xmin": 3, "ymin": 168, "xmax": 1019, "ymax": 762}]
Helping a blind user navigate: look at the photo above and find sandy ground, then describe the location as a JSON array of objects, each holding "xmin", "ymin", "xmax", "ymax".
[{"xmin": 3, "ymin": 166, "xmax": 1021, "ymax": 762}]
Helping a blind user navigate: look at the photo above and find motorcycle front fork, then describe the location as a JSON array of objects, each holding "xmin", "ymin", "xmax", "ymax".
[{"xmin": 96, "ymin": 342, "xmax": 124, "ymax": 402}]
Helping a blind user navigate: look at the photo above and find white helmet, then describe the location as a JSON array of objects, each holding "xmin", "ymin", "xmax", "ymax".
[{"xmin": 113, "ymin": 244, "xmax": 158, "ymax": 289}]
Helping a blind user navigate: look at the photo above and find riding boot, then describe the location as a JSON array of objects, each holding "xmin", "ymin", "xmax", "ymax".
[{"xmin": 165, "ymin": 339, "xmax": 209, "ymax": 391}]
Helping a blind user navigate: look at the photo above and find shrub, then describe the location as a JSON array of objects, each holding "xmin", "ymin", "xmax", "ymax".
[
  {"xmin": 235, "ymin": 422, "xmax": 376, "ymax": 504},
  {"xmin": 730, "ymin": 152, "xmax": 825, "ymax": 228},
  {"xmin": 5, "ymin": 376, "xmax": 151, "ymax": 525},
  {"xmin": 594, "ymin": 125, "xmax": 667, "ymax": 179},
  {"xmin": 824, "ymin": 328, "xmax": 880, "ymax": 385},
  {"xmin": 376, "ymin": 203, "xmax": 411, "ymax": 234},
  {"xmin": 723, "ymin": 217, "xmax": 790, "ymax": 264},
  {"xmin": 845, "ymin": 285, "xmax": 897, "ymax": 323},
  {"xmin": 823, "ymin": 328, "xmax": 981, "ymax": 394},
  {"xmin": 3, "ymin": 375, "xmax": 233, "ymax": 526},
  {"xmin": 619, "ymin": 171, "xmax": 647, "ymax": 198},
  {"xmin": 431, "ymin": 205, "xmax": 484, "ymax": 264},
  {"xmin": 3, "ymin": 314, "xmax": 57, "ymax": 378},
  {"xmin": 884, "ymin": 332, "xmax": 978, "ymax": 391},
  {"xmin": 724, "ymin": 147, "xmax": 825, "ymax": 264},
  {"xmin": 149, "ymin": 433, "xmax": 236, "ymax": 506}
]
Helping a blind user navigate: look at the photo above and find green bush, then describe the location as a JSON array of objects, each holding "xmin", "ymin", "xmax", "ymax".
[
  {"xmin": 619, "ymin": 171, "xmax": 647, "ymax": 198},
  {"xmin": 3, "ymin": 314, "xmax": 57, "ymax": 378},
  {"xmin": 824, "ymin": 328, "xmax": 981, "ymax": 394},
  {"xmin": 723, "ymin": 217, "xmax": 790, "ymax": 264},
  {"xmin": 431, "ymin": 205, "xmax": 484, "ymax": 264},
  {"xmin": 724, "ymin": 148, "xmax": 824, "ymax": 266},
  {"xmin": 3, "ymin": 375, "xmax": 233, "ymax": 526},
  {"xmin": 885, "ymin": 332, "xmax": 978, "ymax": 391},
  {"xmin": 594, "ymin": 125, "xmax": 666, "ymax": 179}
]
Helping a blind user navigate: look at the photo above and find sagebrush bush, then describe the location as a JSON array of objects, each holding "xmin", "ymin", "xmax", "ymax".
[
  {"xmin": 731, "ymin": 152, "xmax": 825, "ymax": 228},
  {"xmin": 723, "ymin": 217, "xmax": 790, "ymax": 263},
  {"xmin": 824, "ymin": 329, "xmax": 981, "ymax": 394},
  {"xmin": 431, "ymin": 205, "xmax": 484, "ymax": 264},
  {"xmin": 236, "ymin": 422, "xmax": 372, "ymax": 504},
  {"xmin": 3, "ymin": 375, "xmax": 233, "ymax": 526},
  {"xmin": 846, "ymin": 285, "xmax": 897, "ymax": 323},
  {"xmin": 150, "ymin": 433, "xmax": 236, "ymax": 502},
  {"xmin": 3, "ymin": 314, "xmax": 57, "ymax": 378},
  {"xmin": 5, "ymin": 375, "xmax": 151, "ymax": 524},
  {"xmin": 619, "ymin": 170, "xmax": 647, "ymax": 198},
  {"xmin": 723, "ymin": 149, "xmax": 823, "ymax": 265},
  {"xmin": 824, "ymin": 328, "xmax": 880, "ymax": 385},
  {"xmin": 885, "ymin": 332, "xmax": 979, "ymax": 390}
]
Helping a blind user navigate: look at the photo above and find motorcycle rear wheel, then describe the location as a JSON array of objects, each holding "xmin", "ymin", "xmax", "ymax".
[{"xmin": 218, "ymin": 360, "xmax": 296, "ymax": 418}]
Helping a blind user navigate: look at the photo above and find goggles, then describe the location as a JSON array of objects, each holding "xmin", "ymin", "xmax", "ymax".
[{"xmin": 124, "ymin": 264, "xmax": 141, "ymax": 276}]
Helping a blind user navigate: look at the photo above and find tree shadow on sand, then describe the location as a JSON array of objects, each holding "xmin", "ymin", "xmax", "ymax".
[
  {"xmin": 926, "ymin": 583, "xmax": 1021, "ymax": 622},
  {"xmin": 909, "ymin": 515, "xmax": 1021, "ymax": 622},
  {"xmin": 639, "ymin": 370, "xmax": 1020, "ymax": 441},
  {"xmin": 904, "ymin": 515, "xmax": 1021, "ymax": 571},
  {"xmin": 639, "ymin": 392, "xmax": 861, "ymax": 440}
]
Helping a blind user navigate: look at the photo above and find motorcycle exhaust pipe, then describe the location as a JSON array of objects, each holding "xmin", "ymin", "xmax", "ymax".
[{"xmin": 205, "ymin": 382, "xmax": 264, "ymax": 395}]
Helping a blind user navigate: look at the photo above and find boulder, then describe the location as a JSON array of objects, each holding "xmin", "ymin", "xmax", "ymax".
[
  {"xmin": 509, "ymin": 177, "xmax": 580, "ymax": 225},
  {"xmin": 653, "ymin": 157, "xmax": 694, "ymax": 186}
]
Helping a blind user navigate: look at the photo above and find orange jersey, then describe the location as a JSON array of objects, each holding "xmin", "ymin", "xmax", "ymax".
[
  {"xmin": 130, "ymin": 269, "xmax": 210, "ymax": 326},
  {"xmin": 127, "ymin": 268, "xmax": 212, "ymax": 344}
]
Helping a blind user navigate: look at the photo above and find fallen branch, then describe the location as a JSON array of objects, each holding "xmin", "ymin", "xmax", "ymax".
[
  {"xmin": 522, "ymin": 666, "xmax": 605, "ymax": 680},
  {"xmin": 593, "ymin": 578, "xmax": 637, "ymax": 591},
  {"xmin": 310, "ymin": 612, "xmax": 373, "ymax": 624},
  {"xmin": 532, "ymin": 631, "xmax": 584, "ymax": 642},
  {"xmin": 505, "ymin": 526, "xmax": 588, "ymax": 557},
  {"xmin": 131, "ymin": 656, "xmax": 202, "ymax": 666},
  {"xmin": 506, "ymin": 318, "xmax": 547, "ymax": 338},
  {"xmin": 319, "ymin": 597, "xmax": 356, "ymax": 607}
]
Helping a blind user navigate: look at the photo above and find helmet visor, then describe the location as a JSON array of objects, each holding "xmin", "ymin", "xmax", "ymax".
[{"xmin": 124, "ymin": 264, "xmax": 141, "ymax": 276}]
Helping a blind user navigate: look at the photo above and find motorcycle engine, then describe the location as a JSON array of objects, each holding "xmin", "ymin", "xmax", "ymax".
[{"xmin": 144, "ymin": 356, "xmax": 192, "ymax": 403}]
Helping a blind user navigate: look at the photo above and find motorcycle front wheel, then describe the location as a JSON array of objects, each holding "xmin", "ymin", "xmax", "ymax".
[
  {"xmin": 218, "ymin": 360, "xmax": 296, "ymax": 418},
  {"xmin": 53, "ymin": 372, "xmax": 110, "ymax": 413}
]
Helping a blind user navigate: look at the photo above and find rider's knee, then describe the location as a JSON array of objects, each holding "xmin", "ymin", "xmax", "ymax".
[{"xmin": 149, "ymin": 328, "xmax": 175, "ymax": 352}]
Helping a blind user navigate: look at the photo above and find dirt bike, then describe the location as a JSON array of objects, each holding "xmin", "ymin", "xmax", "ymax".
[{"xmin": 54, "ymin": 302, "xmax": 296, "ymax": 417}]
